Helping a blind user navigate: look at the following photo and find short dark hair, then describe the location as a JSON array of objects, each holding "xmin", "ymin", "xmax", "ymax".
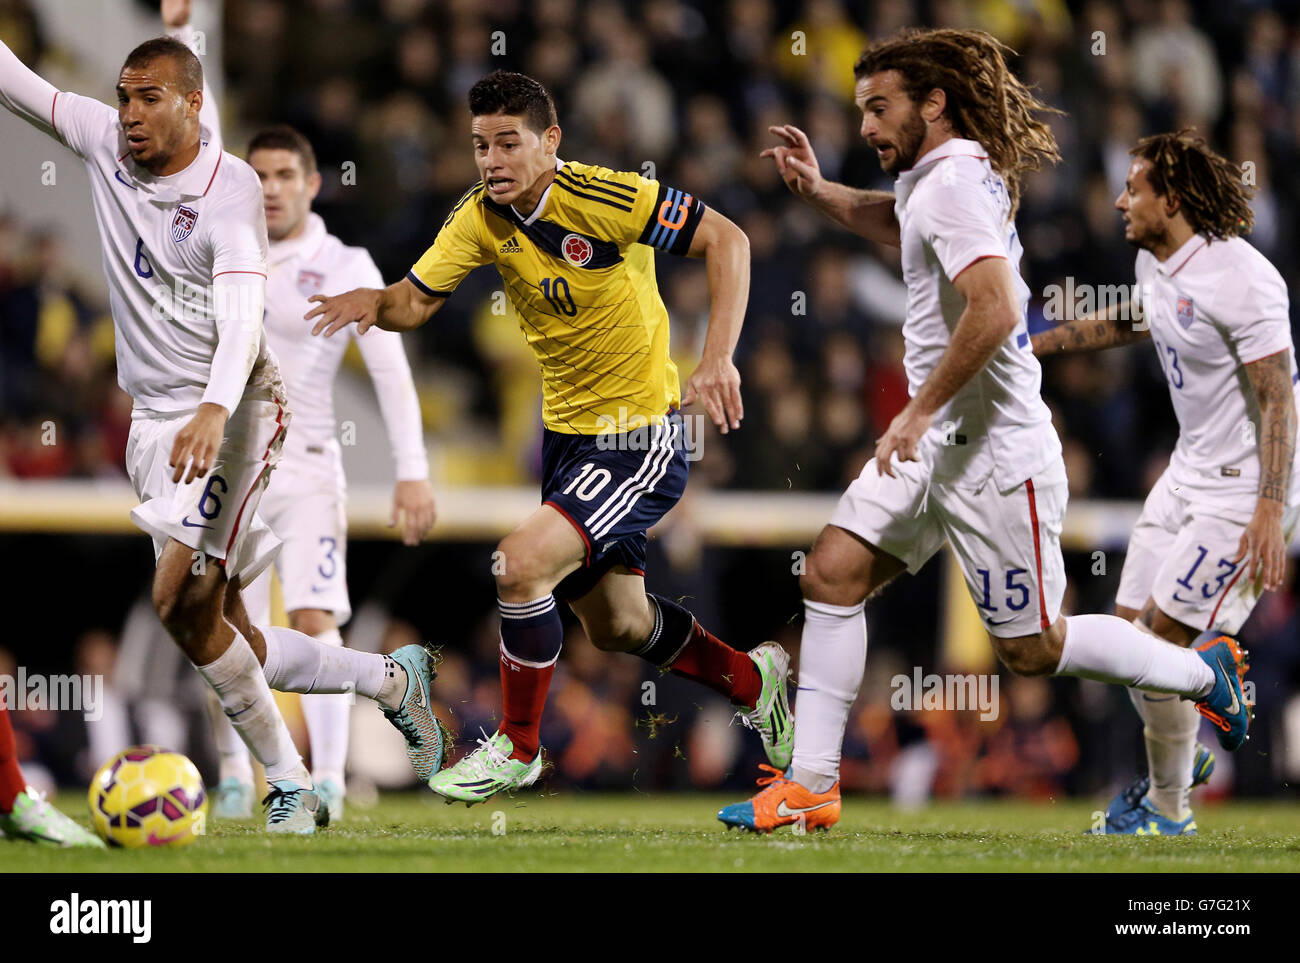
[
  {"xmin": 248, "ymin": 124, "xmax": 318, "ymax": 174},
  {"xmin": 120, "ymin": 37, "xmax": 202, "ymax": 95},
  {"xmin": 468, "ymin": 70, "xmax": 556, "ymax": 134}
]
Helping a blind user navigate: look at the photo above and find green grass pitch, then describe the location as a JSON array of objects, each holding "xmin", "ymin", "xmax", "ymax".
[{"xmin": 5, "ymin": 793, "xmax": 1300, "ymax": 872}]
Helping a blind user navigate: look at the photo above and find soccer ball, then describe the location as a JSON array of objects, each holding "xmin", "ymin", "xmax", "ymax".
[{"xmin": 87, "ymin": 745, "xmax": 208, "ymax": 848}]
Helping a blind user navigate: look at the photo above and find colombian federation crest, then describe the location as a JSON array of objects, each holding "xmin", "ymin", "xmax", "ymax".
[
  {"xmin": 297, "ymin": 269, "xmax": 325, "ymax": 297},
  {"xmin": 562, "ymin": 233, "xmax": 594, "ymax": 267},
  {"xmin": 1176, "ymin": 295, "xmax": 1195, "ymax": 329},
  {"xmin": 171, "ymin": 205, "xmax": 198, "ymax": 243}
]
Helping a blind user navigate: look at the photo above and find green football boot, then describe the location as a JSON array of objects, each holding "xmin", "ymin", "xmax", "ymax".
[
  {"xmin": 428, "ymin": 730, "xmax": 542, "ymax": 805},
  {"xmin": 0, "ymin": 787, "xmax": 104, "ymax": 848},
  {"xmin": 737, "ymin": 642, "xmax": 794, "ymax": 770}
]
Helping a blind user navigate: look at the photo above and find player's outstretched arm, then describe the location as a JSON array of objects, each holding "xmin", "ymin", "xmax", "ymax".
[
  {"xmin": 161, "ymin": 0, "xmax": 220, "ymax": 141},
  {"xmin": 683, "ymin": 207, "xmax": 748, "ymax": 434},
  {"xmin": 0, "ymin": 38, "xmax": 63, "ymax": 139},
  {"xmin": 1234, "ymin": 348, "xmax": 1297, "ymax": 592},
  {"xmin": 876, "ymin": 256, "xmax": 1020, "ymax": 475},
  {"xmin": 1031, "ymin": 302, "xmax": 1151, "ymax": 356},
  {"xmin": 307, "ymin": 278, "xmax": 445, "ymax": 336},
  {"xmin": 354, "ymin": 311, "xmax": 437, "ymax": 544},
  {"xmin": 761, "ymin": 125, "xmax": 899, "ymax": 247}
]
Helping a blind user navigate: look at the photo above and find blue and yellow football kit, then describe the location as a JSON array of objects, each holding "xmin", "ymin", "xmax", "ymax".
[
  {"xmin": 407, "ymin": 159, "xmax": 705, "ymax": 434},
  {"xmin": 407, "ymin": 159, "xmax": 709, "ymax": 595}
]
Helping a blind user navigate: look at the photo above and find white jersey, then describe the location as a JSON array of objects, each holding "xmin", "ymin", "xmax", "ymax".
[
  {"xmin": 266, "ymin": 213, "xmax": 427, "ymax": 479},
  {"xmin": 0, "ymin": 38, "xmax": 274, "ymax": 415},
  {"xmin": 894, "ymin": 138, "xmax": 1060, "ymax": 491},
  {"xmin": 1135, "ymin": 233, "xmax": 1300, "ymax": 510},
  {"xmin": 56, "ymin": 95, "xmax": 274, "ymax": 413}
]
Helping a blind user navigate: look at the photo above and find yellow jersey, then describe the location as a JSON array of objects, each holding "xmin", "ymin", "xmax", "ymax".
[{"xmin": 407, "ymin": 160, "xmax": 707, "ymax": 435}]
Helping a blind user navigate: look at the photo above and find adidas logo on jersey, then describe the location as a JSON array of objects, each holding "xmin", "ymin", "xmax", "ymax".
[{"xmin": 500, "ymin": 236, "xmax": 522, "ymax": 254}]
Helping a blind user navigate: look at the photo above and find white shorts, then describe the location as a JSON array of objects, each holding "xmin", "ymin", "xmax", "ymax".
[
  {"xmin": 241, "ymin": 441, "xmax": 351, "ymax": 626},
  {"xmin": 829, "ymin": 456, "xmax": 1068, "ymax": 638},
  {"xmin": 127, "ymin": 384, "xmax": 289, "ymax": 591},
  {"xmin": 1116, "ymin": 469, "xmax": 1300, "ymax": 634}
]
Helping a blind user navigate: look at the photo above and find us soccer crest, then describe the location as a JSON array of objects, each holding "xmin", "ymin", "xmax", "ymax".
[
  {"xmin": 1176, "ymin": 295, "xmax": 1195, "ymax": 329},
  {"xmin": 297, "ymin": 270, "xmax": 325, "ymax": 297},
  {"xmin": 171, "ymin": 205, "xmax": 198, "ymax": 243}
]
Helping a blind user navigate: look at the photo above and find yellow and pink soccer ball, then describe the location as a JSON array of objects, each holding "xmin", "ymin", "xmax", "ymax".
[{"xmin": 87, "ymin": 745, "xmax": 208, "ymax": 848}]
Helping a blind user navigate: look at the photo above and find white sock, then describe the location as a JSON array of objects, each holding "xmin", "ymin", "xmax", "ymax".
[
  {"xmin": 203, "ymin": 685, "xmax": 252, "ymax": 785},
  {"xmin": 790, "ymin": 599, "xmax": 866, "ymax": 794},
  {"xmin": 299, "ymin": 629, "xmax": 350, "ymax": 790},
  {"xmin": 195, "ymin": 630, "xmax": 308, "ymax": 785},
  {"xmin": 260, "ymin": 624, "xmax": 403, "ymax": 707},
  {"xmin": 1128, "ymin": 686, "xmax": 1200, "ymax": 819},
  {"xmin": 1056, "ymin": 614, "xmax": 1214, "ymax": 696}
]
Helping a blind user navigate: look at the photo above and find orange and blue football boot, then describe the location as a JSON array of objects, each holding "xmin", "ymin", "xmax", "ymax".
[
  {"xmin": 1192, "ymin": 632, "xmax": 1250, "ymax": 751},
  {"xmin": 717, "ymin": 764, "xmax": 840, "ymax": 834}
]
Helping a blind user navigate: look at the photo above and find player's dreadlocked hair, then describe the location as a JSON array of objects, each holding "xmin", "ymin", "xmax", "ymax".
[
  {"xmin": 854, "ymin": 28, "xmax": 1061, "ymax": 217},
  {"xmin": 1129, "ymin": 129, "xmax": 1255, "ymax": 239}
]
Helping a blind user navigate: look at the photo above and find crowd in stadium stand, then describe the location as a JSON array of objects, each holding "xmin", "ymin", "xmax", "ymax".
[
  {"xmin": 2, "ymin": 0, "xmax": 1299, "ymax": 799},
  {"xmin": 4, "ymin": 0, "xmax": 1299, "ymax": 493}
]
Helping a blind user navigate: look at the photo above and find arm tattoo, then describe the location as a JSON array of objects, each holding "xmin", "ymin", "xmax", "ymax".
[
  {"xmin": 1032, "ymin": 310, "xmax": 1143, "ymax": 356},
  {"xmin": 1245, "ymin": 350, "xmax": 1297, "ymax": 506}
]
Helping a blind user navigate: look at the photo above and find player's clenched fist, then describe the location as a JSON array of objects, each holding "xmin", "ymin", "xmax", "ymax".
[
  {"xmin": 684, "ymin": 355, "xmax": 743, "ymax": 434},
  {"xmin": 761, "ymin": 125, "xmax": 824, "ymax": 199},
  {"xmin": 306, "ymin": 288, "xmax": 382, "ymax": 337},
  {"xmin": 160, "ymin": 0, "xmax": 192, "ymax": 30},
  {"xmin": 170, "ymin": 402, "xmax": 227, "ymax": 484}
]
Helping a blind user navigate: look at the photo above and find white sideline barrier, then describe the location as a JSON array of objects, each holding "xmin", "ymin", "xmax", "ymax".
[{"xmin": 0, "ymin": 480, "xmax": 1172, "ymax": 551}]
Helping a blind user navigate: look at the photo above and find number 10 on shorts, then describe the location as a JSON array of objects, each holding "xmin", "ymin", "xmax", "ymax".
[{"xmin": 562, "ymin": 462, "xmax": 612, "ymax": 501}]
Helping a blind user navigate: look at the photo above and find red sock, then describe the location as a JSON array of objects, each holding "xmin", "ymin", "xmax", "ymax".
[
  {"xmin": 498, "ymin": 648, "xmax": 555, "ymax": 762},
  {"xmin": 0, "ymin": 704, "xmax": 27, "ymax": 813},
  {"xmin": 667, "ymin": 622, "xmax": 762, "ymax": 707}
]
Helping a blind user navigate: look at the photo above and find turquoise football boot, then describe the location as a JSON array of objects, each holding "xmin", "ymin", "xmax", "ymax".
[
  {"xmin": 1088, "ymin": 795, "xmax": 1197, "ymax": 836},
  {"xmin": 212, "ymin": 777, "xmax": 253, "ymax": 819},
  {"xmin": 1100, "ymin": 742, "xmax": 1214, "ymax": 830},
  {"xmin": 382, "ymin": 643, "xmax": 450, "ymax": 782},
  {"xmin": 262, "ymin": 780, "xmax": 327, "ymax": 834},
  {"xmin": 315, "ymin": 778, "xmax": 344, "ymax": 824}
]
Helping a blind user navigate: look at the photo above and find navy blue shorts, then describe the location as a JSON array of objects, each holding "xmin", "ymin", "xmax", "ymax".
[{"xmin": 542, "ymin": 409, "xmax": 690, "ymax": 601}]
